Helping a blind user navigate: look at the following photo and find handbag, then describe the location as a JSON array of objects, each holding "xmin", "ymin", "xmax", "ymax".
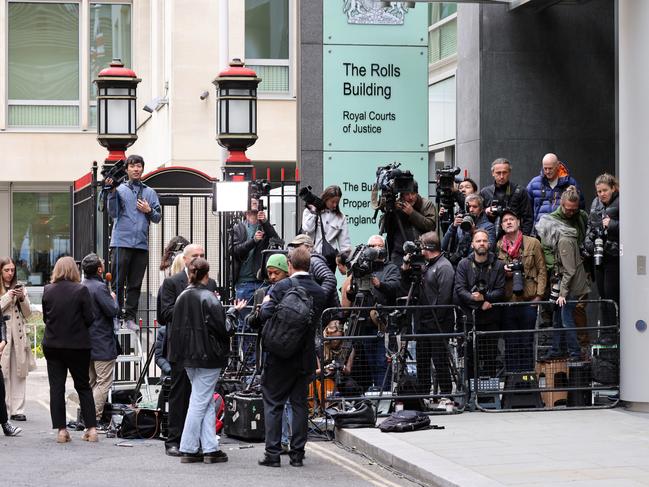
[
  {"xmin": 318, "ymin": 214, "xmax": 338, "ymax": 270},
  {"xmin": 118, "ymin": 407, "xmax": 161, "ymax": 439}
]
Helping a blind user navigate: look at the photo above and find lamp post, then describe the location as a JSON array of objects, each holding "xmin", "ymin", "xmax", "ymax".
[
  {"xmin": 213, "ymin": 58, "xmax": 261, "ymax": 181},
  {"xmin": 93, "ymin": 59, "xmax": 141, "ymax": 163}
]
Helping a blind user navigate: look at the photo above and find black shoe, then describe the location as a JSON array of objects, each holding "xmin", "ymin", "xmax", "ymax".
[
  {"xmin": 180, "ymin": 452, "xmax": 204, "ymax": 463},
  {"xmin": 166, "ymin": 445, "xmax": 181, "ymax": 457},
  {"xmin": 289, "ymin": 457, "xmax": 304, "ymax": 467},
  {"xmin": 2, "ymin": 422, "xmax": 22, "ymax": 437},
  {"xmin": 258, "ymin": 454, "xmax": 281, "ymax": 467},
  {"xmin": 10, "ymin": 414, "xmax": 26, "ymax": 422},
  {"xmin": 203, "ymin": 450, "xmax": 228, "ymax": 464}
]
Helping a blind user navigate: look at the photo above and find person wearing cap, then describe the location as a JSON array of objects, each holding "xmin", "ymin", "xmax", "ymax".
[
  {"xmin": 496, "ymin": 209, "xmax": 547, "ymax": 372},
  {"xmin": 442, "ymin": 193, "xmax": 496, "ymax": 267},
  {"xmin": 287, "ymin": 234, "xmax": 339, "ymax": 317},
  {"xmin": 81, "ymin": 253, "xmax": 119, "ymax": 424},
  {"xmin": 106, "ymin": 154, "xmax": 161, "ymax": 331}
]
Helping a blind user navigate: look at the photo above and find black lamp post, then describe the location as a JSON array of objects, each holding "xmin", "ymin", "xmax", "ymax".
[
  {"xmin": 93, "ymin": 59, "xmax": 141, "ymax": 163},
  {"xmin": 213, "ymin": 58, "xmax": 261, "ymax": 181}
]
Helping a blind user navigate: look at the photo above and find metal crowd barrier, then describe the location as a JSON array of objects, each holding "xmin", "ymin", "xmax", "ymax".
[
  {"xmin": 315, "ymin": 304, "xmax": 469, "ymax": 416},
  {"xmin": 470, "ymin": 299, "xmax": 619, "ymax": 412}
]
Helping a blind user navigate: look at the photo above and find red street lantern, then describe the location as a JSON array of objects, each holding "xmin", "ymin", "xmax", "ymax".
[
  {"xmin": 93, "ymin": 59, "xmax": 141, "ymax": 162},
  {"xmin": 213, "ymin": 58, "xmax": 261, "ymax": 180}
]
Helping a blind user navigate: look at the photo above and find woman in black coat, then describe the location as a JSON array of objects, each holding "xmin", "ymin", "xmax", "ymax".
[
  {"xmin": 167, "ymin": 257, "xmax": 238, "ymax": 464},
  {"xmin": 585, "ymin": 173, "xmax": 620, "ymax": 343},
  {"xmin": 42, "ymin": 256, "xmax": 97, "ymax": 443}
]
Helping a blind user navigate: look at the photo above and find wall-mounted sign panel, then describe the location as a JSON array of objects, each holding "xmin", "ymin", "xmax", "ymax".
[{"xmin": 323, "ymin": 45, "xmax": 428, "ymax": 152}]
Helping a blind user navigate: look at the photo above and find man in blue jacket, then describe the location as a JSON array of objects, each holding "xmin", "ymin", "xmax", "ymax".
[
  {"xmin": 526, "ymin": 153, "xmax": 584, "ymax": 229},
  {"xmin": 106, "ymin": 155, "xmax": 161, "ymax": 330},
  {"xmin": 81, "ymin": 253, "xmax": 119, "ymax": 424}
]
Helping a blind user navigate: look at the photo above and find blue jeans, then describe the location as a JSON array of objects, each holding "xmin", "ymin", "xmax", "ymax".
[
  {"xmin": 281, "ymin": 401, "xmax": 293, "ymax": 445},
  {"xmin": 235, "ymin": 281, "xmax": 263, "ymax": 365},
  {"xmin": 551, "ymin": 299, "xmax": 581, "ymax": 358},
  {"xmin": 180, "ymin": 367, "xmax": 221, "ymax": 454}
]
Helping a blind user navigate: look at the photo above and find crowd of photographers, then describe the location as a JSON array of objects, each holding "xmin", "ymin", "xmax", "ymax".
[{"xmin": 248, "ymin": 153, "xmax": 619, "ymax": 405}]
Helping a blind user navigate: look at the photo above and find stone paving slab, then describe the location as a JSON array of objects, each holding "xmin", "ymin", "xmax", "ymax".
[{"xmin": 336, "ymin": 408, "xmax": 649, "ymax": 487}]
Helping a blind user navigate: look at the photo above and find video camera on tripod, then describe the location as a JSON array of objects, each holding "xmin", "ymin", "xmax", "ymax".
[
  {"xmin": 435, "ymin": 166, "xmax": 461, "ymax": 225},
  {"xmin": 374, "ymin": 162, "xmax": 416, "ymax": 214},
  {"xmin": 347, "ymin": 244, "xmax": 386, "ymax": 295},
  {"xmin": 402, "ymin": 240, "xmax": 426, "ymax": 279}
]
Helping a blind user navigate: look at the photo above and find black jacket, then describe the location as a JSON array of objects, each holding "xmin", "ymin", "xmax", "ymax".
[
  {"xmin": 453, "ymin": 252, "xmax": 506, "ymax": 327},
  {"xmin": 158, "ymin": 269, "xmax": 217, "ymax": 327},
  {"xmin": 310, "ymin": 253, "xmax": 341, "ymax": 311},
  {"xmin": 259, "ymin": 274, "xmax": 326, "ymax": 374},
  {"xmin": 585, "ymin": 192, "xmax": 619, "ymax": 258},
  {"xmin": 418, "ymin": 254, "xmax": 456, "ymax": 332},
  {"xmin": 370, "ymin": 260, "xmax": 402, "ymax": 306},
  {"xmin": 480, "ymin": 182, "xmax": 534, "ymax": 235},
  {"xmin": 83, "ymin": 276, "xmax": 119, "ymax": 361},
  {"xmin": 42, "ymin": 280, "xmax": 94, "ymax": 349},
  {"xmin": 231, "ymin": 219, "xmax": 279, "ymax": 285},
  {"xmin": 168, "ymin": 284, "xmax": 233, "ymax": 368}
]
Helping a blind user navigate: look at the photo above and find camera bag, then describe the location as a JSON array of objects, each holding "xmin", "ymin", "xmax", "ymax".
[
  {"xmin": 328, "ymin": 400, "xmax": 376, "ymax": 429},
  {"xmin": 378, "ymin": 410, "xmax": 431, "ymax": 433}
]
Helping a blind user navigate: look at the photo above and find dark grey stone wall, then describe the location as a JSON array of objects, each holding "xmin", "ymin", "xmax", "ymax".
[
  {"xmin": 298, "ymin": 0, "xmax": 324, "ymax": 194},
  {"xmin": 457, "ymin": 0, "xmax": 615, "ymax": 203}
]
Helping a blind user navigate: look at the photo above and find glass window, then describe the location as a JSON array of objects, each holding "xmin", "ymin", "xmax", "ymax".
[
  {"xmin": 12, "ymin": 193, "xmax": 71, "ymax": 286},
  {"xmin": 428, "ymin": 3, "xmax": 457, "ymax": 65},
  {"xmin": 245, "ymin": 0, "xmax": 290, "ymax": 93},
  {"xmin": 8, "ymin": 3, "xmax": 80, "ymax": 127},
  {"xmin": 89, "ymin": 3, "xmax": 132, "ymax": 127},
  {"xmin": 429, "ymin": 76, "xmax": 456, "ymax": 146}
]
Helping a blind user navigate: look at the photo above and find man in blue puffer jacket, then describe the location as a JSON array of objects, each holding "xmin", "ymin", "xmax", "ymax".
[{"xmin": 526, "ymin": 153, "xmax": 585, "ymax": 230}]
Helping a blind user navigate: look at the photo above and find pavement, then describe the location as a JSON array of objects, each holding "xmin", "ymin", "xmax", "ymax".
[
  {"xmin": 337, "ymin": 406, "xmax": 649, "ymax": 487},
  {"xmin": 4, "ymin": 362, "xmax": 423, "ymax": 487}
]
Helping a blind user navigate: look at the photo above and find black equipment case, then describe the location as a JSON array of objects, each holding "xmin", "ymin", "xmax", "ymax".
[{"xmin": 223, "ymin": 391, "xmax": 265, "ymax": 441}]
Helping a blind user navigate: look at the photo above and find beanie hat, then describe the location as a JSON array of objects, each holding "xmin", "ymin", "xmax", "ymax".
[{"xmin": 266, "ymin": 253, "xmax": 288, "ymax": 273}]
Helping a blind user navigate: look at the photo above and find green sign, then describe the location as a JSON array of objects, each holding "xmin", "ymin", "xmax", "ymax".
[
  {"xmin": 323, "ymin": 45, "xmax": 428, "ymax": 152},
  {"xmin": 323, "ymin": 152, "xmax": 428, "ymax": 247},
  {"xmin": 324, "ymin": 2, "xmax": 427, "ymax": 47}
]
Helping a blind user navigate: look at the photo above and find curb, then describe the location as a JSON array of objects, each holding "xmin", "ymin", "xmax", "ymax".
[{"xmin": 335, "ymin": 427, "xmax": 503, "ymax": 487}]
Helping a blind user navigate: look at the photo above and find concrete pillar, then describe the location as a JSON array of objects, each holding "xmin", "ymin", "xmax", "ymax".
[{"xmin": 618, "ymin": 0, "xmax": 649, "ymax": 408}]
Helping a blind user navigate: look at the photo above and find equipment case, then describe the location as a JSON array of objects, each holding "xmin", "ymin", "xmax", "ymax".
[{"xmin": 223, "ymin": 391, "xmax": 265, "ymax": 441}]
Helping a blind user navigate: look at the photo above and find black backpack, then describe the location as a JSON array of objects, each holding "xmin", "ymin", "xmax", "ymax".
[
  {"xmin": 262, "ymin": 278, "xmax": 313, "ymax": 358},
  {"xmin": 379, "ymin": 410, "xmax": 431, "ymax": 433}
]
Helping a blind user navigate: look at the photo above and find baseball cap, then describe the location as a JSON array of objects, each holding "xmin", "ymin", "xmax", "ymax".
[
  {"xmin": 288, "ymin": 234, "xmax": 314, "ymax": 248},
  {"xmin": 501, "ymin": 208, "xmax": 519, "ymax": 219}
]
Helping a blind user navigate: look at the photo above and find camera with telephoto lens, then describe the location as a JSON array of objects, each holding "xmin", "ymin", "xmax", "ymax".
[
  {"xmin": 458, "ymin": 207, "xmax": 474, "ymax": 232},
  {"xmin": 347, "ymin": 244, "xmax": 386, "ymax": 294},
  {"xmin": 509, "ymin": 259, "xmax": 525, "ymax": 296},
  {"xmin": 435, "ymin": 166, "xmax": 462, "ymax": 221},
  {"xmin": 593, "ymin": 236, "xmax": 605, "ymax": 266},
  {"xmin": 490, "ymin": 199, "xmax": 506, "ymax": 218},
  {"xmin": 298, "ymin": 185, "xmax": 325, "ymax": 212},
  {"xmin": 100, "ymin": 159, "xmax": 127, "ymax": 189},
  {"xmin": 549, "ymin": 275, "xmax": 561, "ymax": 304}
]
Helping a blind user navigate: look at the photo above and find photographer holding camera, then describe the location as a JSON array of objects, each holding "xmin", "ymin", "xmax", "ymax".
[
  {"xmin": 481, "ymin": 158, "xmax": 533, "ymax": 236},
  {"xmin": 301, "ymin": 185, "xmax": 351, "ymax": 271},
  {"xmin": 453, "ymin": 230, "xmax": 506, "ymax": 377},
  {"xmin": 496, "ymin": 209, "xmax": 547, "ymax": 372},
  {"xmin": 372, "ymin": 176, "xmax": 437, "ymax": 267},
  {"xmin": 438, "ymin": 176, "xmax": 477, "ymax": 234},
  {"xmin": 402, "ymin": 232, "xmax": 456, "ymax": 400},
  {"xmin": 442, "ymin": 194, "xmax": 496, "ymax": 267},
  {"xmin": 536, "ymin": 186, "xmax": 590, "ymax": 362},
  {"xmin": 584, "ymin": 173, "xmax": 619, "ymax": 344},
  {"xmin": 106, "ymin": 155, "xmax": 161, "ymax": 330}
]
